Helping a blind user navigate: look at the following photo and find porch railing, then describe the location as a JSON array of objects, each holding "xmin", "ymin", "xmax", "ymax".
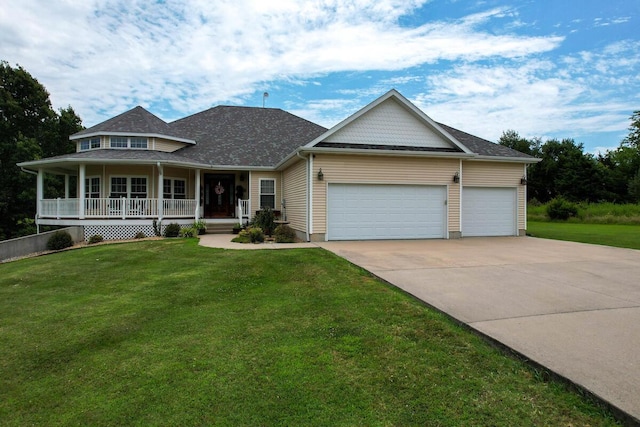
[
  {"xmin": 237, "ymin": 199, "xmax": 250, "ymax": 221},
  {"xmin": 39, "ymin": 198, "xmax": 197, "ymax": 219}
]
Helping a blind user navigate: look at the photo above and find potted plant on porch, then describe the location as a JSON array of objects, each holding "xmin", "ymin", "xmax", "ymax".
[{"xmin": 232, "ymin": 223, "xmax": 244, "ymax": 234}]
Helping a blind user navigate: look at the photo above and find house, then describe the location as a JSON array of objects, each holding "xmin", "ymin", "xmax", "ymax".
[{"xmin": 18, "ymin": 89, "xmax": 539, "ymax": 241}]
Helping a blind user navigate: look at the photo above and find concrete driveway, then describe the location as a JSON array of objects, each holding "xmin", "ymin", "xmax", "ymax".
[{"xmin": 317, "ymin": 237, "xmax": 640, "ymax": 422}]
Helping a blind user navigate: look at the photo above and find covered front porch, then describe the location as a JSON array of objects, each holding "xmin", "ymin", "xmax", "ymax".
[{"xmin": 32, "ymin": 161, "xmax": 252, "ymax": 227}]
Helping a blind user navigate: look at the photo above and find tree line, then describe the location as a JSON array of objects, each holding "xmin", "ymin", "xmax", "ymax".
[
  {"xmin": 499, "ymin": 113, "xmax": 640, "ymax": 204},
  {"xmin": 1, "ymin": 61, "xmax": 84, "ymax": 240}
]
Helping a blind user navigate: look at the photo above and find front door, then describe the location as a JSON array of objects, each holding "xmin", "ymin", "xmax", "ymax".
[{"xmin": 204, "ymin": 174, "xmax": 235, "ymax": 218}]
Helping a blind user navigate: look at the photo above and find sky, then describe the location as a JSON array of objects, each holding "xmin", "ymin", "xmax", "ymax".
[{"xmin": 1, "ymin": 0, "xmax": 639, "ymax": 154}]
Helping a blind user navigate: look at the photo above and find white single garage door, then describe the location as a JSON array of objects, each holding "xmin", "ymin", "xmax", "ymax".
[
  {"xmin": 462, "ymin": 187, "xmax": 517, "ymax": 237},
  {"xmin": 327, "ymin": 184, "xmax": 446, "ymax": 240}
]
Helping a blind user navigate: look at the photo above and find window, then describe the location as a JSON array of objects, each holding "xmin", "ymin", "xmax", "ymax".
[
  {"xmin": 80, "ymin": 138, "xmax": 100, "ymax": 151},
  {"xmin": 130, "ymin": 177, "xmax": 147, "ymax": 199},
  {"xmin": 130, "ymin": 137, "xmax": 148, "ymax": 149},
  {"xmin": 84, "ymin": 177, "xmax": 100, "ymax": 198},
  {"xmin": 109, "ymin": 136, "xmax": 149, "ymax": 149},
  {"xmin": 259, "ymin": 178, "xmax": 275, "ymax": 209},
  {"xmin": 110, "ymin": 137, "xmax": 128, "ymax": 148},
  {"xmin": 110, "ymin": 177, "xmax": 128, "ymax": 198},
  {"xmin": 163, "ymin": 178, "xmax": 186, "ymax": 199},
  {"xmin": 110, "ymin": 176, "xmax": 147, "ymax": 199}
]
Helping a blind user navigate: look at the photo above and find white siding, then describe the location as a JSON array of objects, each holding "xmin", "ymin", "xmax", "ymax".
[{"xmin": 324, "ymin": 98, "xmax": 455, "ymax": 149}]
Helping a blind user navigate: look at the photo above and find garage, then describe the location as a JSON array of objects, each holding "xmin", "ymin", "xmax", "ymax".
[
  {"xmin": 327, "ymin": 184, "xmax": 446, "ymax": 240},
  {"xmin": 462, "ymin": 187, "xmax": 517, "ymax": 237}
]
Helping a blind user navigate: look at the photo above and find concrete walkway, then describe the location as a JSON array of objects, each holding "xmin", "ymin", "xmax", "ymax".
[
  {"xmin": 200, "ymin": 234, "xmax": 640, "ymax": 422},
  {"xmin": 316, "ymin": 237, "xmax": 640, "ymax": 423}
]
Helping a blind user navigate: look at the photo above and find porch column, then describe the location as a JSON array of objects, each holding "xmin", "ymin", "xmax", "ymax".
[
  {"xmin": 36, "ymin": 169, "xmax": 44, "ymax": 221},
  {"xmin": 64, "ymin": 174, "xmax": 70, "ymax": 199},
  {"xmin": 79, "ymin": 164, "xmax": 86, "ymax": 219},
  {"xmin": 157, "ymin": 163, "xmax": 164, "ymax": 221},
  {"xmin": 195, "ymin": 169, "xmax": 201, "ymax": 219}
]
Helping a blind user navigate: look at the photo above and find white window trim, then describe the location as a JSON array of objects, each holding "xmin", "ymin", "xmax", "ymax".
[
  {"xmin": 109, "ymin": 175, "xmax": 149, "ymax": 198},
  {"xmin": 79, "ymin": 137, "xmax": 100, "ymax": 151},
  {"xmin": 84, "ymin": 176, "xmax": 101, "ymax": 198},
  {"xmin": 109, "ymin": 136, "xmax": 148, "ymax": 149},
  {"xmin": 163, "ymin": 177, "xmax": 187, "ymax": 199},
  {"xmin": 259, "ymin": 178, "xmax": 276, "ymax": 209}
]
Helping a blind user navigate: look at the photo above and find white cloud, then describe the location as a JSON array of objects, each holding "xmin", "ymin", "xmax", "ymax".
[
  {"xmin": 1, "ymin": 0, "xmax": 562, "ymax": 125},
  {"xmin": 411, "ymin": 40, "xmax": 640, "ymax": 144}
]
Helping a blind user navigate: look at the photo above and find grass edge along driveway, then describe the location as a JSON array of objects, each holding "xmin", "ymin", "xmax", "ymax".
[
  {"xmin": 0, "ymin": 240, "xmax": 621, "ymax": 426},
  {"xmin": 527, "ymin": 221, "xmax": 640, "ymax": 250}
]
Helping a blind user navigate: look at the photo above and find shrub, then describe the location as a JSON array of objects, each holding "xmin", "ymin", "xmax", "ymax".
[
  {"xmin": 249, "ymin": 227, "xmax": 265, "ymax": 243},
  {"xmin": 547, "ymin": 197, "xmax": 578, "ymax": 220},
  {"xmin": 179, "ymin": 227, "xmax": 197, "ymax": 238},
  {"xmin": 274, "ymin": 224, "xmax": 296, "ymax": 243},
  {"xmin": 231, "ymin": 229, "xmax": 251, "ymax": 243},
  {"xmin": 88, "ymin": 234, "xmax": 104, "ymax": 244},
  {"xmin": 134, "ymin": 232, "xmax": 146, "ymax": 239},
  {"xmin": 251, "ymin": 208, "xmax": 275, "ymax": 236},
  {"xmin": 193, "ymin": 220, "xmax": 207, "ymax": 235},
  {"xmin": 164, "ymin": 223, "xmax": 181, "ymax": 237},
  {"xmin": 46, "ymin": 230, "xmax": 74, "ymax": 251}
]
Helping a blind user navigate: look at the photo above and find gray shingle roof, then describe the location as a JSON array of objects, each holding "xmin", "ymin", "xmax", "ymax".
[
  {"xmin": 170, "ymin": 106, "xmax": 328, "ymax": 167},
  {"xmin": 72, "ymin": 106, "xmax": 189, "ymax": 141},
  {"xmin": 437, "ymin": 123, "xmax": 533, "ymax": 159},
  {"xmin": 32, "ymin": 149, "xmax": 199, "ymax": 164}
]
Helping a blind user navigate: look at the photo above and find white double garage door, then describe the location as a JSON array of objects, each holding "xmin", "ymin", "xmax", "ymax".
[{"xmin": 327, "ymin": 184, "xmax": 516, "ymax": 240}]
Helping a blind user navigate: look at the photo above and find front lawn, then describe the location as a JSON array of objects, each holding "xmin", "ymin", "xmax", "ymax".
[
  {"xmin": 0, "ymin": 240, "xmax": 619, "ymax": 426},
  {"xmin": 527, "ymin": 221, "xmax": 640, "ymax": 250}
]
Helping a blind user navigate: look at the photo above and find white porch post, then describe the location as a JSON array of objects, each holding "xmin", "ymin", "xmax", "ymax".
[
  {"xmin": 194, "ymin": 169, "xmax": 201, "ymax": 220},
  {"xmin": 64, "ymin": 174, "xmax": 70, "ymax": 199},
  {"xmin": 157, "ymin": 163, "xmax": 164, "ymax": 221},
  {"xmin": 36, "ymin": 169, "xmax": 44, "ymax": 224},
  {"xmin": 78, "ymin": 164, "xmax": 86, "ymax": 219}
]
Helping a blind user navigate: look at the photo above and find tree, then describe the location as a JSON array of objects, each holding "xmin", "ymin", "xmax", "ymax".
[
  {"xmin": 498, "ymin": 130, "xmax": 540, "ymax": 157},
  {"xmin": 622, "ymin": 110, "xmax": 640, "ymax": 149},
  {"xmin": 597, "ymin": 111, "xmax": 640, "ymax": 202},
  {"xmin": 0, "ymin": 61, "xmax": 83, "ymax": 240}
]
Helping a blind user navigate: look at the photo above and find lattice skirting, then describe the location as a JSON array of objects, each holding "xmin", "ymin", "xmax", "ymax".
[{"xmin": 84, "ymin": 224, "xmax": 161, "ymax": 241}]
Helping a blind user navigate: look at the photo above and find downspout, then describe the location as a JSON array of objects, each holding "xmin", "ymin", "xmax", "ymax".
[
  {"xmin": 459, "ymin": 158, "xmax": 463, "ymax": 237},
  {"xmin": 296, "ymin": 151, "xmax": 310, "ymax": 242}
]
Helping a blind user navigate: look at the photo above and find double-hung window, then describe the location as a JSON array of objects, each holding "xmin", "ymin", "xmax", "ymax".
[
  {"xmin": 130, "ymin": 137, "xmax": 148, "ymax": 149},
  {"xmin": 85, "ymin": 177, "xmax": 101, "ymax": 198},
  {"xmin": 110, "ymin": 177, "xmax": 147, "ymax": 199},
  {"xmin": 163, "ymin": 178, "xmax": 186, "ymax": 199},
  {"xmin": 259, "ymin": 178, "xmax": 276, "ymax": 209}
]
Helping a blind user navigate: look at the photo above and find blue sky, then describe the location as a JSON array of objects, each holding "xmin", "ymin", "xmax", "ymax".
[{"xmin": 2, "ymin": 0, "xmax": 638, "ymax": 154}]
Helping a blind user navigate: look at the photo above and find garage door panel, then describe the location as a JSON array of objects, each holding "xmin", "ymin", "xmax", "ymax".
[
  {"xmin": 327, "ymin": 184, "xmax": 446, "ymax": 240},
  {"xmin": 462, "ymin": 187, "xmax": 516, "ymax": 237}
]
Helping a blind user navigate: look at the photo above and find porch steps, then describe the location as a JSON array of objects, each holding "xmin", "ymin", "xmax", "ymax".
[{"xmin": 205, "ymin": 223, "xmax": 234, "ymax": 234}]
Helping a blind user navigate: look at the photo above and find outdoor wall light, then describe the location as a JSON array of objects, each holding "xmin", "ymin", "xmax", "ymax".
[
  {"xmin": 317, "ymin": 168, "xmax": 324, "ymax": 181},
  {"xmin": 453, "ymin": 172, "xmax": 460, "ymax": 183},
  {"xmin": 520, "ymin": 176, "xmax": 527, "ymax": 185}
]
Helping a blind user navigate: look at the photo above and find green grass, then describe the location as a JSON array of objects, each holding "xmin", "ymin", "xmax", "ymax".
[
  {"xmin": 527, "ymin": 221, "xmax": 640, "ymax": 250},
  {"xmin": 0, "ymin": 240, "xmax": 620, "ymax": 426},
  {"xmin": 528, "ymin": 201, "xmax": 640, "ymax": 224}
]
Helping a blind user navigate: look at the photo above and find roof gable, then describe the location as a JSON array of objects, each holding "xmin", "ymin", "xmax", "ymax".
[
  {"xmin": 71, "ymin": 106, "xmax": 194, "ymax": 143},
  {"xmin": 307, "ymin": 89, "xmax": 472, "ymax": 154}
]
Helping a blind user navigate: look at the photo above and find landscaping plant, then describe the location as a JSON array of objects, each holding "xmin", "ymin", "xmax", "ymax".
[{"xmin": 45, "ymin": 230, "xmax": 74, "ymax": 250}]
